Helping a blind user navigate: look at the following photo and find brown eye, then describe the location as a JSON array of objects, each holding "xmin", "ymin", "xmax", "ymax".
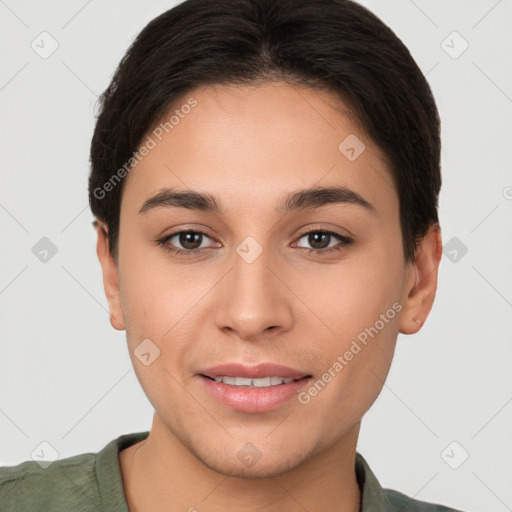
[
  {"xmin": 306, "ymin": 232, "xmax": 330, "ymax": 250},
  {"xmin": 177, "ymin": 231, "xmax": 204, "ymax": 250},
  {"xmin": 295, "ymin": 230, "xmax": 353, "ymax": 254},
  {"xmin": 156, "ymin": 230, "xmax": 217, "ymax": 256}
]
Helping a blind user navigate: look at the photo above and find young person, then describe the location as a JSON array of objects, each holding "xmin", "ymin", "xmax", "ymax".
[{"xmin": 0, "ymin": 0, "xmax": 465, "ymax": 510}]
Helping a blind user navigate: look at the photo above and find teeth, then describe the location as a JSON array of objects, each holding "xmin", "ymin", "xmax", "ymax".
[
  {"xmin": 235, "ymin": 377, "xmax": 252, "ymax": 386},
  {"xmin": 212, "ymin": 376, "xmax": 298, "ymax": 387},
  {"xmin": 253, "ymin": 377, "xmax": 271, "ymax": 387}
]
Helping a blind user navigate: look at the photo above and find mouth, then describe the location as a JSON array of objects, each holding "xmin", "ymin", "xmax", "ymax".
[
  {"xmin": 197, "ymin": 363, "xmax": 313, "ymax": 413},
  {"xmin": 200, "ymin": 374, "xmax": 310, "ymax": 387}
]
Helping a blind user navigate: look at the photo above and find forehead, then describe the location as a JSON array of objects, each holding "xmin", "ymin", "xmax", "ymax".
[{"xmin": 121, "ymin": 81, "xmax": 398, "ymax": 219}]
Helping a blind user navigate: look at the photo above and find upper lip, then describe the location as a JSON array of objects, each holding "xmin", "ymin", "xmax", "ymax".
[{"xmin": 198, "ymin": 363, "xmax": 311, "ymax": 380}]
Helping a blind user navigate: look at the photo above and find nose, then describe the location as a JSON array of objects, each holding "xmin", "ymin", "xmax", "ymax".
[{"xmin": 214, "ymin": 244, "xmax": 293, "ymax": 341}]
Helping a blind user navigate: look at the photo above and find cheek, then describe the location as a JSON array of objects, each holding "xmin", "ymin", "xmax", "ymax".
[
  {"xmin": 118, "ymin": 242, "xmax": 191, "ymax": 323},
  {"xmin": 300, "ymin": 295, "xmax": 399, "ymax": 429},
  {"xmin": 300, "ymin": 248, "xmax": 402, "ymax": 397},
  {"xmin": 299, "ymin": 252, "xmax": 403, "ymax": 336}
]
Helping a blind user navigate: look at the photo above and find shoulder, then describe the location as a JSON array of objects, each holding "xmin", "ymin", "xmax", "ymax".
[
  {"xmin": 382, "ymin": 487, "xmax": 465, "ymax": 511},
  {"xmin": 0, "ymin": 452, "xmax": 99, "ymax": 511},
  {"xmin": 355, "ymin": 452, "xmax": 466, "ymax": 512},
  {"xmin": 0, "ymin": 431, "xmax": 149, "ymax": 512}
]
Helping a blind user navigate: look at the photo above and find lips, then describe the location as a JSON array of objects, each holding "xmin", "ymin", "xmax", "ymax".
[
  {"xmin": 198, "ymin": 362, "xmax": 311, "ymax": 380},
  {"xmin": 196, "ymin": 363, "xmax": 313, "ymax": 412},
  {"xmin": 197, "ymin": 369, "xmax": 311, "ymax": 414}
]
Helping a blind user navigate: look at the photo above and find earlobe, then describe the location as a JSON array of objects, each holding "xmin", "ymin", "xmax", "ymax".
[
  {"xmin": 110, "ymin": 313, "xmax": 125, "ymax": 331},
  {"xmin": 95, "ymin": 221, "xmax": 126, "ymax": 331},
  {"xmin": 399, "ymin": 223, "xmax": 442, "ymax": 335}
]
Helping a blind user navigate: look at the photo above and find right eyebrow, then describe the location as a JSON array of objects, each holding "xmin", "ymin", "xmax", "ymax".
[{"xmin": 138, "ymin": 188, "xmax": 222, "ymax": 215}]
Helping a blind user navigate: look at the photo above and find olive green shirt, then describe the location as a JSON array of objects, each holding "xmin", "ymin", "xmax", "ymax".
[{"xmin": 0, "ymin": 431, "xmax": 463, "ymax": 511}]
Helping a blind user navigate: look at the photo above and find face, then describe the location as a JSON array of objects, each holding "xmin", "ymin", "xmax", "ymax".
[{"xmin": 97, "ymin": 81, "xmax": 439, "ymax": 478}]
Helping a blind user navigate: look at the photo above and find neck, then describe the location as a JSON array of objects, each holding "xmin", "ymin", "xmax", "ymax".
[{"xmin": 120, "ymin": 415, "xmax": 361, "ymax": 512}]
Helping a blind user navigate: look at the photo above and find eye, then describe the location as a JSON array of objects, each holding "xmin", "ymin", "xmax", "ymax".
[
  {"xmin": 156, "ymin": 230, "xmax": 218, "ymax": 256},
  {"xmin": 294, "ymin": 229, "xmax": 353, "ymax": 255}
]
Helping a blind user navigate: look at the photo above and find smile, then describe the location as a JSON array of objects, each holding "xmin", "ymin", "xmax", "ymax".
[{"xmin": 204, "ymin": 376, "xmax": 301, "ymax": 387}]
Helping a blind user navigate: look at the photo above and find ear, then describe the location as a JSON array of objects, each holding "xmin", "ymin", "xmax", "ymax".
[
  {"xmin": 95, "ymin": 221, "xmax": 125, "ymax": 331},
  {"xmin": 399, "ymin": 222, "xmax": 442, "ymax": 335}
]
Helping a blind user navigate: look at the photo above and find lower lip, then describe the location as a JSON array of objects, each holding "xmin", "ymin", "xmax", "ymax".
[{"xmin": 198, "ymin": 375, "xmax": 311, "ymax": 413}]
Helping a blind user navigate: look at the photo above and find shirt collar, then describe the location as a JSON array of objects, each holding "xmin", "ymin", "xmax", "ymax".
[{"xmin": 355, "ymin": 452, "xmax": 394, "ymax": 511}]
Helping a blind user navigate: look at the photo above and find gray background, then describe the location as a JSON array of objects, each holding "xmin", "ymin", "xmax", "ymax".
[{"xmin": 1, "ymin": 1, "xmax": 511, "ymax": 511}]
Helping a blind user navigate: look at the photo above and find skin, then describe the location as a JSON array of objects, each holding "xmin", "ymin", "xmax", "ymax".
[{"xmin": 96, "ymin": 81, "xmax": 442, "ymax": 512}]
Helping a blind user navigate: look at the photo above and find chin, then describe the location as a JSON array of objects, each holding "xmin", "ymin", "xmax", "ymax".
[
  {"xmin": 196, "ymin": 444, "xmax": 317, "ymax": 479},
  {"xmin": 204, "ymin": 457, "xmax": 301, "ymax": 479}
]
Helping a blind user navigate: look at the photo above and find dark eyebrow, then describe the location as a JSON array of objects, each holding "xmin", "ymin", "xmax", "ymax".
[
  {"xmin": 138, "ymin": 188, "xmax": 221, "ymax": 215},
  {"xmin": 277, "ymin": 185, "xmax": 376, "ymax": 216},
  {"xmin": 138, "ymin": 186, "xmax": 376, "ymax": 216}
]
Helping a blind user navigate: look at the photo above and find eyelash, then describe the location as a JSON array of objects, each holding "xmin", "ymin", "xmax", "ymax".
[{"xmin": 155, "ymin": 229, "xmax": 353, "ymax": 257}]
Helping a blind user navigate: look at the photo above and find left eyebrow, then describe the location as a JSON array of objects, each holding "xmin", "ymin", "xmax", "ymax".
[
  {"xmin": 277, "ymin": 185, "xmax": 376, "ymax": 216},
  {"xmin": 138, "ymin": 185, "xmax": 376, "ymax": 216}
]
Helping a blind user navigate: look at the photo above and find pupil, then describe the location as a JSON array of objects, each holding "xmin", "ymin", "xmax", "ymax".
[
  {"xmin": 180, "ymin": 232, "xmax": 201, "ymax": 249},
  {"xmin": 310, "ymin": 232, "xmax": 329, "ymax": 249}
]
